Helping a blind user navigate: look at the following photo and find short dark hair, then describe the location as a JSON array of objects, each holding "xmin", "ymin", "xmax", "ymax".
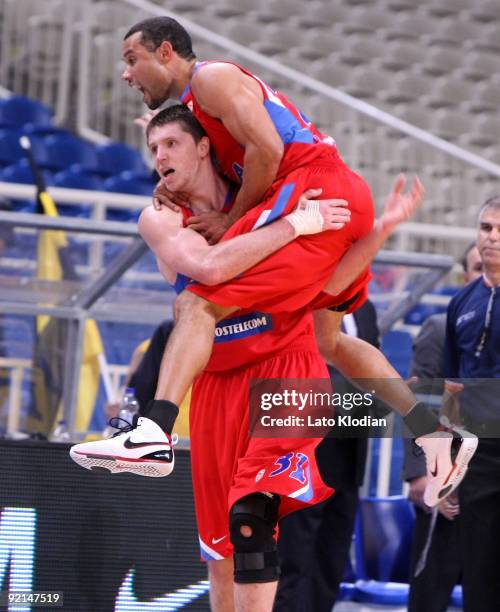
[
  {"xmin": 146, "ymin": 104, "xmax": 207, "ymax": 144},
  {"xmin": 124, "ymin": 17, "xmax": 196, "ymax": 60}
]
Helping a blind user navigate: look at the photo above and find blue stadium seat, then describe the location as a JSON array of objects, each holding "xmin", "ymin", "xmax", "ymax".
[
  {"xmin": 0, "ymin": 158, "xmax": 54, "ymax": 185},
  {"xmin": 434, "ymin": 284, "xmax": 458, "ymax": 297},
  {"xmin": 103, "ymin": 171, "xmax": 155, "ymax": 221},
  {"xmin": 338, "ymin": 582, "xmax": 356, "ymax": 602},
  {"xmin": 0, "ymin": 95, "xmax": 53, "ymax": 129},
  {"xmin": 103, "ymin": 170, "xmax": 155, "ymax": 195},
  {"xmin": 53, "ymin": 166, "xmax": 104, "ymax": 191},
  {"xmin": 0, "ymin": 129, "xmax": 25, "ymax": 167},
  {"xmin": 24, "ymin": 124, "xmax": 71, "ymax": 138},
  {"xmin": 0, "ymin": 131, "xmax": 50, "ymax": 169},
  {"xmin": 42, "ymin": 134, "xmax": 98, "ymax": 172},
  {"xmin": 53, "ymin": 167, "xmax": 104, "ymax": 217},
  {"xmin": 450, "ymin": 584, "xmax": 463, "ymax": 608},
  {"xmin": 355, "ymin": 581, "xmax": 410, "ymax": 605},
  {"xmin": 353, "ymin": 496, "xmax": 415, "ymax": 606},
  {"xmin": 0, "ymin": 159, "xmax": 54, "ymax": 213},
  {"xmin": 95, "ymin": 142, "xmax": 150, "ymax": 178},
  {"xmin": 404, "ymin": 303, "xmax": 441, "ymax": 325},
  {"xmin": 381, "ymin": 330, "xmax": 413, "ymax": 378}
]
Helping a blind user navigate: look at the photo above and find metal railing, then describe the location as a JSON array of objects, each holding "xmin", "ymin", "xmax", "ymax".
[
  {"xmin": 0, "ymin": 210, "xmax": 175, "ymax": 433},
  {"xmin": 0, "ymin": 356, "xmax": 128, "ymax": 436}
]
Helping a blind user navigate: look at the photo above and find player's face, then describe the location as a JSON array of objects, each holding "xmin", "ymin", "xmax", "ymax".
[
  {"xmin": 148, "ymin": 122, "xmax": 207, "ymax": 195},
  {"xmin": 122, "ymin": 33, "xmax": 171, "ymax": 109},
  {"xmin": 477, "ymin": 207, "xmax": 500, "ymax": 271}
]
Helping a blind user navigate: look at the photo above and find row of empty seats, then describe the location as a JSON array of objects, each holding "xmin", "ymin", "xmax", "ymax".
[
  {"xmin": 154, "ymin": 0, "xmax": 500, "ymax": 163},
  {"xmin": 0, "ymin": 95, "xmax": 150, "ymax": 176},
  {"xmin": 0, "ymin": 95, "xmax": 154, "ymax": 219}
]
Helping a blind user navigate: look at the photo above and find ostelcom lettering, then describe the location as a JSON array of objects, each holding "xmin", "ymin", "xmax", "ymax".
[{"xmin": 214, "ymin": 313, "xmax": 273, "ymax": 343}]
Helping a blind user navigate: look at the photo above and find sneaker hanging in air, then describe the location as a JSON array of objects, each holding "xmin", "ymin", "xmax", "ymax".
[
  {"xmin": 415, "ymin": 421, "xmax": 478, "ymax": 507},
  {"xmin": 69, "ymin": 415, "xmax": 178, "ymax": 478}
]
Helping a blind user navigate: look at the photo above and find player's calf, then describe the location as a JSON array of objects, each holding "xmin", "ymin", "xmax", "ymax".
[{"xmin": 229, "ymin": 492, "xmax": 281, "ymax": 584}]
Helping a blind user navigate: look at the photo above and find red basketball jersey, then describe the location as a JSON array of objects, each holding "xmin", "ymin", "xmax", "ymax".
[
  {"xmin": 180, "ymin": 60, "xmax": 337, "ymax": 185},
  {"xmin": 175, "ymin": 207, "xmax": 318, "ymax": 372}
]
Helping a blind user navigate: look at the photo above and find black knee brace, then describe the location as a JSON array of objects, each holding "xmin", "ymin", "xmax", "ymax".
[{"xmin": 229, "ymin": 492, "xmax": 280, "ymax": 584}]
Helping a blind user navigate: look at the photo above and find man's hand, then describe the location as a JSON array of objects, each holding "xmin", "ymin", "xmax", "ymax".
[
  {"xmin": 297, "ymin": 188, "xmax": 350, "ymax": 231},
  {"xmin": 442, "ymin": 380, "xmax": 464, "ymax": 425},
  {"xmin": 409, "ymin": 475, "xmax": 431, "ymax": 512},
  {"xmin": 187, "ymin": 210, "xmax": 231, "ymax": 244},
  {"xmin": 134, "ymin": 110, "xmax": 161, "ymax": 133},
  {"xmin": 378, "ymin": 175, "xmax": 424, "ymax": 233},
  {"xmin": 153, "ymin": 178, "xmax": 189, "ymax": 213},
  {"xmin": 188, "ymin": 188, "xmax": 351, "ymax": 244},
  {"xmin": 438, "ymin": 494, "xmax": 460, "ymax": 521}
]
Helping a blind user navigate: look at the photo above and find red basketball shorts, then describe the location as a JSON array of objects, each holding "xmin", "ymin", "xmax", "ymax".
[
  {"xmin": 190, "ymin": 347, "xmax": 334, "ymax": 561},
  {"xmin": 188, "ymin": 151, "xmax": 375, "ymax": 313}
]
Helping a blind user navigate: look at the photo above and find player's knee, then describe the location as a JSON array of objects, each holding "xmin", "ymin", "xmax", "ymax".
[
  {"xmin": 174, "ymin": 290, "xmax": 230, "ymax": 323},
  {"xmin": 207, "ymin": 557, "xmax": 234, "ymax": 584},
  {"xmin": 229, "ymin": 492, "xmax": 280, "ymax": 584},
  {"xmin": 173, "ymin": 290, "xmax": 206, "ymax": 320}
]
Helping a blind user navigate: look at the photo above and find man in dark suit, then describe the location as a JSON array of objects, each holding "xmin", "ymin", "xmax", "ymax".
[
  {"xmin": 403, "ymin": 244, "xmax": 482, "ymax": 612},
  {"xmin": 274, "ymin": 299, "xmax": 381, "ymax": 612}
]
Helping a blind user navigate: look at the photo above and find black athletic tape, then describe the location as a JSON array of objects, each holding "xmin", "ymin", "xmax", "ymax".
[{"xmin": 403, "ymin": 401, "xmax": 440, "ymax": 437}]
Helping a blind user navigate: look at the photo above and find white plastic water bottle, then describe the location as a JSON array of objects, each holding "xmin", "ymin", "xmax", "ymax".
[
  {"xmin": 50, "ymin": 419, "xmax": 71, "ymax": 443},
  {"xmin": 117, "ymin": 387, "xmax": 138, "ymax": 425}
]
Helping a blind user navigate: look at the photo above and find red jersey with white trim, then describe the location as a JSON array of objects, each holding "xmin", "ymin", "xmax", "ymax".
[
  {"xmin": 175, "ymin": 206, "xmax": 318, "ymax": 373},
  {"xmin": 180, "ymin": 61, "xmax": 337, "ymax": 185}
]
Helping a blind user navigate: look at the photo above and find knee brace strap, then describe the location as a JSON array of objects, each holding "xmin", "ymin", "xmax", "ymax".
[{"xmin": 229, "ymin": 493, "xmax": 280, "ymax": 584}]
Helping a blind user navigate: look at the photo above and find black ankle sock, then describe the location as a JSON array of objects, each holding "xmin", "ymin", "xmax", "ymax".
[
  {"xmin": 403, "ymin": 402, "xmax": 440, "ymax": 437},
  {"xmin": 143, "ymin": 400, "xmax": 179, "ymax": 435}
]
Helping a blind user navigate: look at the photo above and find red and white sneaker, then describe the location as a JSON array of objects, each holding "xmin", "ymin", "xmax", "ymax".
[
  {"xmin": 69, "ymin": 417, "xmax": 177, "ymax": 477},
  {"xmin": 415, "ymin": 425, "xmax": 478, "ymax": 506}
]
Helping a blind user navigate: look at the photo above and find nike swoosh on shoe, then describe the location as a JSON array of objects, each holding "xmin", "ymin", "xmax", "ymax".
[{"xmin": 123, "ymin": 438, "xmax": 171, "ymax": 449}]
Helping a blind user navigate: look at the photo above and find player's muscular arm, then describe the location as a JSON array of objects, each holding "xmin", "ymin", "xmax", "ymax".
[
  {"xmin": 139, "ymin": 194, "xmax": 339, "ymax": 286},
  {"xmin": 192, "ymin": 64, "xmax": 284, "ymax": 227},
  {"xmin": 324, "ymin": 175, "xmax": 424, "ymax": 296},
  {"xmin": 314, "ymin": 311, "xmax": 417, "ymax": 415}
]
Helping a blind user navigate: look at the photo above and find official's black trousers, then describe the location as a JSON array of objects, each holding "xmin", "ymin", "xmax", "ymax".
[
  {"xmin": 459, "ymin": 439, "xmax": 500, "ymax": 612},
  {"xmin": 408, "ymin": 505, "xmax": 461, "ymax": 612},
  {"xmin": 274, "ymin": 486, "xmax": 359, "ymax": 612}
]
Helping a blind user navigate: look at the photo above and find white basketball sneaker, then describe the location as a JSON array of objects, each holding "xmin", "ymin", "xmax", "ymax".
[
  {"xmin": 69, "ymin": 416, "xmax": 177, "ymax": 477},
  {"xmin": 415, "ymin": 426, "xmax": 478, "ymax": 507}
]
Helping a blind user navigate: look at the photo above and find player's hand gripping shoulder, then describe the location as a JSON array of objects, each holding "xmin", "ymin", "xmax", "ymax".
[
  {"xmin": 187, "ymin": 189, "xmax": 351, "ymax": 241},
  {"xmin": 187, "ymin": 210, "xmax": 231, "ymax": 244},
  {"xmin": 285, "ymin": 188, "xmax": 350, "ymax": 236},
  {"xmin": 152, "ymin": 177, "xmax": 189, "ymax": 213}
]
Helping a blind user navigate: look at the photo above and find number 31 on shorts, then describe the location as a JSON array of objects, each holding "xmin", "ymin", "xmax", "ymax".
[{"xmin": 270, "ymin": 452, "xmax": 309, "ymax": 484}]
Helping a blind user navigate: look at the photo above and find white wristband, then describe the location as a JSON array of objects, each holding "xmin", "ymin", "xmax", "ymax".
[{"xmin": 285, "ymin": 200, "xmax": 323, "ymax": 236}]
